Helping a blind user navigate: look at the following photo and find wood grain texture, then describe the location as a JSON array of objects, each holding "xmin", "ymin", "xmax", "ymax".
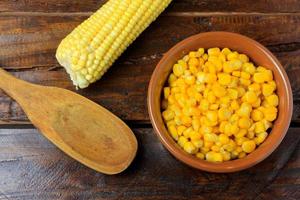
[
  {"xmin": 0, "ymin": 0, "xmax": 299, "ymax": 13},
  {"xmin": 0, "ymin": 128, "xmax": 299, "ymax": 200},
  {"xmin": 0, "ymin": 14, "xmax": 299, "ymax": 123}
]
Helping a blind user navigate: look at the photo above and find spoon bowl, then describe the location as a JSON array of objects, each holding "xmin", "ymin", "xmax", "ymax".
[{"xmin": 0, "ymin": 68, "xmax": 137, "ymax": 175}]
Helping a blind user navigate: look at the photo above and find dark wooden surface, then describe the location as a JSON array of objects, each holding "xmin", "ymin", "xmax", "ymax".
[{"xmin": 0, "ymin": 0, "xmax": 299, "ymax": 199}]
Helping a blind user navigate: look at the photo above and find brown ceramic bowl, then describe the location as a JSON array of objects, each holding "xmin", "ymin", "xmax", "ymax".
[{"xmin": 147, "ymin": 32, "xmax": 293, "ymax": 173}]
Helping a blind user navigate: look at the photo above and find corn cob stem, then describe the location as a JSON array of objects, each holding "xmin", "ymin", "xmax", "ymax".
[{"xmin": 56, "ymin": 0, "xmax": 172, "ymax": 88}]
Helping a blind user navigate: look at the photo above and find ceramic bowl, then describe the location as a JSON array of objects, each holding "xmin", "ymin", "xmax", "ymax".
[{"xmin": 147, "ymin": 32, "xmax": 293, "ymax": 173}]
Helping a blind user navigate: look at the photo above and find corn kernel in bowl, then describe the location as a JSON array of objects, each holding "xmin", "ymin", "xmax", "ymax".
[{"xmin": 161, "ymin": 47, "xmax": 279, "ymax": 162}]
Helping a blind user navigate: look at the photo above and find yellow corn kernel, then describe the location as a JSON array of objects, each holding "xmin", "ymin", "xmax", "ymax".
[
  {"xmin": 207, "ymin": 92, "xmax": 216, "ymax": 103},
  {"xmin": 232, "ymin": 71, "xmax": 241, "ymax": 77},
  {"xmin": 264, "ymin": 70, "xmax": 273, "ymax": 81},
  {"xmin": 227, "ymin": 76, "xmax": 238, "ymax": 87},
  {"xmin": 177, "ymin": 126, "xmax": 187, "ymax": 136},
  {"xmin": 218, "ymin": 107, "xmax": 232, "ymax": 121},
  {"xmin": 248, "ymin": 83, "xmax": 260, "ymax": 92},
  {"xmin": 253, "ymin": 72, "xmax": 266, "ymax": 83},
  {"xmin": 241, "ymin": 140, "xmax": 256, "ymax": 153},
  {"xmin": 252, "ymin": 98, "xmax": 261, "ymax": 108},
  {"xmin": 265, "ymin": 112, "xmax": 277, "ymax": 122},
  {"xmin": 238, "ymin": 102, "xmax": 252, "ymax": 117},
  {"xmin": 204, "ymin": 133, "xmax": 218, "ymax": 142},
  {"xmin": 181, "ymin": 115, "xmax": 192, "ymax": 126},
  {"xmin": 183, "ymin": 127, "xmax": 193, "ymax": 138},
  {"xmin": 241, "ymin": 71, "xmax": 251, "ymax": 80},
  {"xmin": 238, "ymin": 117, "xmax": 251, "ymax": 129},
  {"xmin": 224, "ymin": 123, "xmax": 232, "ymax": 136},
  {"xmin": 239, "ymin": 54, "xmax": 249, "ymax": 63},
  {"xmin": 182, "ymin": 55, "xmax": 189, "ymax": 62},
  {"xmin": 236, "ymin": 137, "xmax": 248, "ymax": 146},
  {"xmin": 174, "ymin": 116, "xmax": 182, "ymax": 125},
  {"xmin": 219, "ymin": 121, "xmax": 227, "ymax": 133},
  {"xmin": 228, "ymin": 88, "xmax": 238, "ymax": 99},
  {"xmin": 189, "ymin": 131, "xmax": 201, "ymax": 141},
  {"xmin": 254, "ymin": 121, "xmax": 266, "ymax": 134},
  {"xmin": 206, "ymin": 151, "xmax": 223, "ymax": 162},
  {"xmin": 178, "ymin": 136, "xmax": 188, "ymax": 148},
  {"xmin": 223, "ymin": 62, "xmax": 234, "ymax": 73},
  {"xmin": 266, "ymin": 94, "xmax": 279, "ymax": 107},
  {"xmin": 162, "ymin": 109, "xmax": 174, "ymax": 121},
  {"xmin": 244, "ymin": 91, "xmax": 258, "ymax": 104},
  {"xmin": 202, "ymin": 53, "xmax": 208, "ymax": 61},
  {"xmin": 211, "ymin": 145, "xmax": 220, "ymax": 152},
  {"xmin": 230, "ymin": 123, "xmax": 239, "ymax": 134},
  {"xmin": 208, "ymin": 47, "xmax": 221, "ymax": 56},
  {"xmin": 251, "ymin": 109, "xmax": 264, "ymax": 121},
  {"xmin": 209, "ymin": 57, "xmax": 223, "ymax": 71},
  {"xmin": 192, "ymin": 139, "xmax": 204, "ymax": 148},
  {"xmin": 189, "ymin": 65, "xmax": 198, "ymax": 75},
  {"xmin": 197, "ymin": 48, "xmax": 205, "ymax": 55},
  {"xmin": 200, "ymin": 125, "xmax": 213, "ymax": 135},
  {"xmin": 240, "ymin": 78, "xmax": 251, "ymax": 86},
  {"xmin": 243, "ymin": 62, "xmax": 256, "ymax": 75},
  {"xmin": 223, "ymin": 143, "xmax": 235, "ymax": 152},
  {"xmin": 231, "ymin": 100, "xmax": 240, "ymax": 110},
  {"xmin": 200, "ymin": 147, "xmax": 210, "ymax": 154},
  {"xmin": 199, "ymin": 99, "xmax": 210, "ymax": 111},
  {"xmin": 183, "ymin": 141, "xmax": 198, "ymax": 154},
  {"xmin": 230, "ymin": 59, "xmax": 243, "ymax": 70},
  {"xmin": 221, "ymin": 48, "xmax": 231, "ymax": 56},
  {"xmin": 188, "ymin": 57, "xmax": 199, "ymax": 67},
  {"xmin": 219, "ymin": 134, "xmax": 230, "ymax": 144},
  {"xmin": 238, "ymin": 152, "xmax": 246, "ymax": 159},
  {"xmin": 168, "ymin": 73, "xmax": 177, "ymax": 86},
  {"xmin": 196, "ymin": 152, "xmax": 205, "ymax": 159},
  {"xmin": 262, "ymin": 83, "xmax": 275, "ymax": 96},
  {"xmin": 206, "ymin": 73, "xmax": 217, "ymax": 83},
  {"xmin": 212, "ymin": 84, "xmax": 227, "ymax": 98},
  {"xmin": 206, "ymin": 110, "xmax": 218, "ymax": 122},
  {"xmin": 166, "ymin": 120, "xmax": 176, "ymax": 128},
  {"xmin": 220, "ymin": 96, "xmax": 231, "ymax": 105},
  {"xmin": 209, "ymin": 104, "xmax": 219, "ymax": 110},
  {"xmin": 178, "ymin": 60, "xmax": 188, "ymax": 69},
  {"xmin": 237, "ymin": 87, "xmax": 246, "ymax": 97},
  {"xmin": 185, "ymin": 75, "xmax": 196, "ymax": 85},
  {"xmin": 218, "ymin": 73, "xmax": 232, "ymax": 85},
  {"xmin": 168, "ymin": 125, "xmax": 178, "ymax": 141},
  {"xmin": 255, "ymin": 132, "xmax": 268, "ymax": 144},
  {"xmin": 236, "ymin": 129, "xmax": 247, "ymax": 138},
  {"xmin": 227, "ymin": 52, "xmax": 238, "ymax": 61},
  {"xmin": 163, "ymin": 87, "xmax": 170, "ymax": 99},
  {"xmin": 191, "ymin": 118, "xmax": 200, "ymax": 131},
  {"xmin": 173, "ymin": 64, "xmax": 184, "ymax": 77},
  {"xmin": 247, "ymin": 131, "xmax": 255, "ymax": 139},
  {"xmin": 188, "ymin": 51, "xmax": 198, "ymax": 58},
  {"xmin": 203, "ymin": 141, "xmax": 214, "ymax": 150},
  {"xmin": 222, "ymin": 152, "xmax": 231, "ymax": 161}
]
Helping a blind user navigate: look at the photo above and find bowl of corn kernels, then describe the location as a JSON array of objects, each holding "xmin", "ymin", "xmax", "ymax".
[{"xmin": 148, "ymin": 32, "xmax": 293, "ymax": 172}]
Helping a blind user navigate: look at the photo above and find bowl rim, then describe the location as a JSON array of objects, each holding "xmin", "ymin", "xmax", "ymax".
[{"xmin": 147, "ymin": 31, "xmax": 293, "ymax": 173}]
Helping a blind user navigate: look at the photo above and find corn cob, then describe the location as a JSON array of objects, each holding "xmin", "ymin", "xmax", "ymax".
[{"xmin": 56, "ymin": 0, "xmax": 172, "ymax": 89}]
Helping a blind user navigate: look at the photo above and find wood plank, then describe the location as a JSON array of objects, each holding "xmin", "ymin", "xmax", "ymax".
[
  {"xmin": 0, "ymin": 0, "xmax": 299, "ymax": 13},
  {"xmin": 0, "ymin": 14, "xmax": 299, "ymax": 123},
  {"xmin": 256, "ymin": 142, "xmax": 300, "ymax": 200},
  {"xmin": 0, "ymin": 127, "xmax": 299, "ymax": 200}
]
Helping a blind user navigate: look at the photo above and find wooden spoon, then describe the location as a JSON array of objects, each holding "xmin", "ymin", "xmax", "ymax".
[{"xmin": 0, "ymin": 68, "xmax": 138, "ymax": 175}]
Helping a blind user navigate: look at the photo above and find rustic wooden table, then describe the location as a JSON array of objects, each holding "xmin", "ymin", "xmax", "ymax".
[{"xmin": 0, "ymin": 1, "xmax": 299, "ymax": 199}]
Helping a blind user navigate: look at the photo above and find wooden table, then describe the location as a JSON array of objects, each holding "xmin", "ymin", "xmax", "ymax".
[{"xmin": 0, "ymin": 1, "xmax": 299, "ymax": 199}]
